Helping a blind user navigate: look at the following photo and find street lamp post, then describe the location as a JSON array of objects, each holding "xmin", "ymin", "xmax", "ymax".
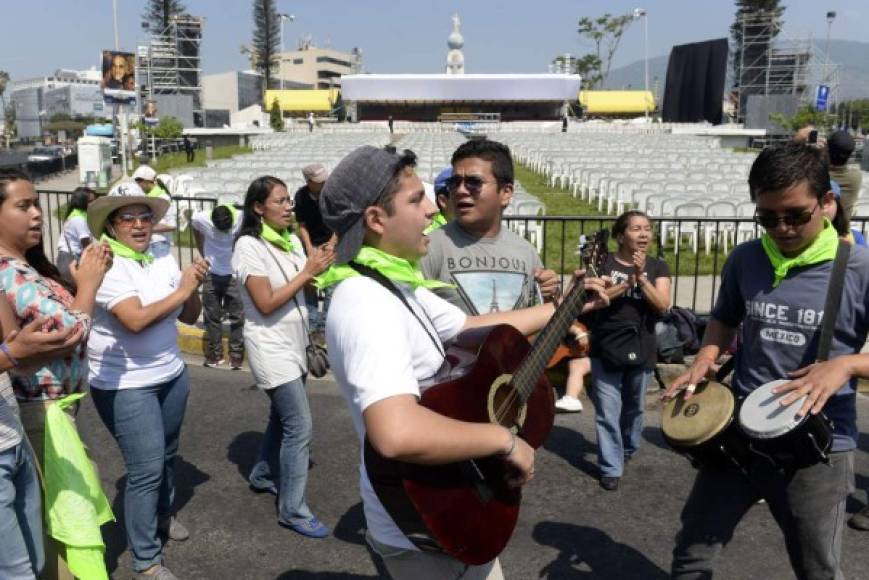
[
  {"xmin": 112, "ymin": 0, "xmax": 129, "ymax": 176},
  {"xmin": 633, "ymin": 8, "xmax": 649, "ymax": 121},
  {"xmin": 278, "ymin": 13, "xmax": 294, "ymax": 91}
]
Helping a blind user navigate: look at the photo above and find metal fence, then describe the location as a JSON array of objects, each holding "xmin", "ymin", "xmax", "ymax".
[{"xmin": 38, "ymin": 189, "xmax": 866, "ymax": 315}]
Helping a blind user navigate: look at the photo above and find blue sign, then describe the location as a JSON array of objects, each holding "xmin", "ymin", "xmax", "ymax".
[{"xmin": 816, "ymin": 85, "xmax": 830, "ymax": 112}]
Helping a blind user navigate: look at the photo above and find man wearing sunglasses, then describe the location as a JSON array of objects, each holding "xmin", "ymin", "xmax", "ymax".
[
  {"xmin": 420, "ymin": 139, "xmax": 558, "ymax": 316},
  {"xmin": 664, "ymin": 142, "xmax": 869, "ymax": 579}
]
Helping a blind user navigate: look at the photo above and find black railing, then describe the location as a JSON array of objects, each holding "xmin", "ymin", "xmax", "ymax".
[
  {"xmin": 502, "ymin": 214, "xmax": 869, "ymax": 314},
  {"xmin": 38, "ymin": 189, "xmax": 867, "ymax": 316}
]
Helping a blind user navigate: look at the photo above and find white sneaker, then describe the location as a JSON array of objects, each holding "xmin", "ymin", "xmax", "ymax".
[{"xmin": 555, "ymin": 395, "xmax": 583, "ymax": 413}]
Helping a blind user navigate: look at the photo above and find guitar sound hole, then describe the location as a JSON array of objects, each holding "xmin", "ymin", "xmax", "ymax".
[{"xmin": 490, "ymin": 382, "xmax": 524, "ymax": 428}]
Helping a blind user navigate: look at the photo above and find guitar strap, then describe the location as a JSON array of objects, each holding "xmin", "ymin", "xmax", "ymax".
[{"xmin": 349, "ymin": 262, "xmax": 446, "ymax": 359}]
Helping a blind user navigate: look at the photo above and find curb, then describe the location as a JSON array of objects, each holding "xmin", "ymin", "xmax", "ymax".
[{"xmin": 177, "ymin": 323, "xmax": 210, "ymax": 357}]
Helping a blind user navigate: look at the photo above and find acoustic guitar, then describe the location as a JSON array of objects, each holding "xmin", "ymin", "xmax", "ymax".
[{"xmin": 364, "ymin": 230, "xmax": 609, "ymax": 565}]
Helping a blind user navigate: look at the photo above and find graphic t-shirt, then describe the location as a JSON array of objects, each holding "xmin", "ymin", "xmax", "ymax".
[
  {"xmin": 420, "ymin": 222, "xmax": 543, "ymax": 315},
  {"xmin": 294, "ymin": 186, "xmax": 332, "ymax": 247},
  {"xmin": 588, "ymin": 254, "xmax": 670, "ymax": 369},
  {"xmin": 712, "ymin": 239, "xmax": 869, "ymax": 451}
]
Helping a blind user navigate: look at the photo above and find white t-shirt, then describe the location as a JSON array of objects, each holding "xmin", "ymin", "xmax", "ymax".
[
  {"xmin": 56, "ymin": 215, "xmax": 91, "ymax": 256},
  {"xmin": 232, "ymin": 235, "xmax": 309, "ymax": 389},
  {"xmin": 191, "ymin": 210, "xmax": 240, "ymax": 276},
  {"xmin": 150, "ymin": 190, "xmax": 176, "ymax": 246},
  {"xmin": 88, "ymin": 253, "xmax": 185, "ymax": 390},
  {"xmin": 326, "ymin": 275, "xmax": 466, "ymax": 550}
]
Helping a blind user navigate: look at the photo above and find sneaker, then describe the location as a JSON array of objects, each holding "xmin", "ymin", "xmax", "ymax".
[
  {"xmin": 204, "ymin": 355, "xmax": 225, "ymax": 368},
  {"xmin": 158, "ymin": 516, "xmax": 190, "ymax": 542},
  {"xmin": 229, "ymin": 355, "xmax": 244, "ymax": 370},
  {"xmin": 555, "ymin": 395, "xmax": 583, "ymax": 413},
  {"xmin": 133, "ymin": 564, "xmax": 178, "ymax": 580},
  {"xmin": 281, "ymin": 516, "xmax": 330, "ymax": 538},
  {"xmin": 849, "ymin": 505, "xmax": 869, "ymax": 531},
  {"xmin": 599, "ymin": 476, "xmax": 620, "ymax": 491}
]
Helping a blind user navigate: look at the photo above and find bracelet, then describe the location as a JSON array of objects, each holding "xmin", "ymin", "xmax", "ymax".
[
  {"xmin": 0, "ymin": 342, "xmax": 19, "ymax": 368},
  {"xmin": 500, "ymin": 428, "xmax": 517, "ymax": 457}
]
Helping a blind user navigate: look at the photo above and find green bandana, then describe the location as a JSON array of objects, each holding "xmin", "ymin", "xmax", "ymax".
[
  {"xmin": 314, "ymin": 246, "xmax": 454, "ymax": 290},
  {"xmin": 261, "ymin": 222, "xmax": 294, "ymax": 253},
  {"xmin": 101, "ymin": 234, "xmax": 154, "ymax": 264},
  {"xmin": 423, "ymin": 212, "xmax": 448, "ymax": 235},
  {"xmin": 147, "ymin": 184, "xmax": 167, "ymax": 198},
  {"xmin": 761, "ymin": 219, "xmax": 838, "ymax": 287},
  {"xmin": 67, "ymin": 209, "xmax": 87, "ymax": 222}
]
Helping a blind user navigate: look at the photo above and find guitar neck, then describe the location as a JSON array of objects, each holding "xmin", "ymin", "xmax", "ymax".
[{"xmin": 512, "ymin": 281, "xmax": 589, "ymax": 402}]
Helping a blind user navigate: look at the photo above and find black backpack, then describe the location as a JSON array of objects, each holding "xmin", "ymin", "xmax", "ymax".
[{"xmin": 656, "ymin": 306, "xmax": 707, "ymax": 363}]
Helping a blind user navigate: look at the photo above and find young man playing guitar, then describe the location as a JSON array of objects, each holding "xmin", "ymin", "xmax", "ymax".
[{"xmin": 317, "ymin": 145, "xmax": 609, "ymax": 579}]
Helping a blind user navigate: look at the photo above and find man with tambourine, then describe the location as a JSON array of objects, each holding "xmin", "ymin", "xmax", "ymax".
[{"xmin": 663, "ymin": 142, "xmax": 869, "ymax": 580}]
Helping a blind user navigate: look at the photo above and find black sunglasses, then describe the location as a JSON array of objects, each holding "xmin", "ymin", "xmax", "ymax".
[
  {"xmin": 445, "ymin": 174, "xmax": 493, "ymax": 194},
  {"xmin": 753, "ymin": 203, "xmax": 819, "ymax": 229}
]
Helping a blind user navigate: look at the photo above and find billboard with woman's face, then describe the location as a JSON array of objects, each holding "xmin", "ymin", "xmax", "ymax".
[{"xmin": 101, "ymin": 50, "xmax": 136, "ymax": 104}]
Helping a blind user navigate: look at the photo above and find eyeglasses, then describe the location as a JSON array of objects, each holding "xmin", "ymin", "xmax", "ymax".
[
  {"xmin": 115, "ymin": 212, "xmax": 154, "ymax": 226},
  {"xmin": 445, "ymin": 174, "xmax": 494, "ymax": 194},
  {"xmin": 753, "ymin": 203, "xmax": 819, "ymax": 229}
]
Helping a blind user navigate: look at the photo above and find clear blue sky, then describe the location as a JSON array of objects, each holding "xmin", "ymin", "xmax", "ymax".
[{"xmin": 0, "ymin": 0, "xmax": 864, "ymax": 81}]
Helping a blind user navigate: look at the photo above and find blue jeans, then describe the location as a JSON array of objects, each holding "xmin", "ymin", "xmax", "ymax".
[
  {"xmin": 91, "ymin": 368, "xmax": 190, "ymax": 572},
  {"xmin": 0, "ymin": 441, "xmax": 44, "ymax": 579},
  {"xmin": 248, "ymin": 376, "xmax": 315, "ymax": 525},
  {"xmin": 589, "ymin": 359, "xmax": 651, "ymax": 478},
  {"xmin": 306, "ymin": 286, "xmax": 333, "ymax": 333}
]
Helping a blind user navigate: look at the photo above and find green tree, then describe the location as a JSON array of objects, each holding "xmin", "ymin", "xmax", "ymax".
[
  {"xmin": 252, "ymin": 0, "xmax": 280, "ymax": 90},
  {"xmin": 769, "ymin": 104, "xmax": 836, "ymax": 134},
  {"xmin": 269, "ymin": 97, "xmax": 283, "ymax": 131},
  {"xmin": 142, "ymin": 0, "xmax": 187, "ymax": 32},
  {"xmin": 154, "ymin": 116, "xmax": 184, "ymax": 139},
  {"xmin": 576, "ymin": 13, "xmax": 635, "ymax": 89}
]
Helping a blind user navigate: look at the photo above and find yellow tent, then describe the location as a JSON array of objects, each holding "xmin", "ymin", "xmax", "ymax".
[
  {"xmin": 579, "ymin": 90, "xmax": 655, "ymax": 115},
  {"xmin": 264, "ymin": 89, "xmax": 340, "ymax": 113}
]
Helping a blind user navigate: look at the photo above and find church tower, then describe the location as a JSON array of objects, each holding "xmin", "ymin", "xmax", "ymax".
[{"xmin": 446, "ymin": 13, "xmax": 465, "ymax": 74}]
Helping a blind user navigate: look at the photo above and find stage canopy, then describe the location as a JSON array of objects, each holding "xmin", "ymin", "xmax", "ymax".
[
  {"xmin": 264, "ymin": 89, "xmax": 340, "ymax": 112},
  {"xmin": 579, "ymin": 91, "xmax": 655, "ymax": 114},
  {"xmin": 341, "ymin": 74, "xmax": 581, "ymax": 104}
]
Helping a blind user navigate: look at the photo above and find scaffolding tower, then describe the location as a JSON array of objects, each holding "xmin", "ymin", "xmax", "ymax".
[
  {"xmin": 735, "ymin": 11, "xmax": 840, "ymax": 124},
  {"xmin": 137, "ymin": 15, "xmax": 204, "ymax": 126}
]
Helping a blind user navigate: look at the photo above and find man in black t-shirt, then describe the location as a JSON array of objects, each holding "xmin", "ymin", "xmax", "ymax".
[{"xmin": 295, "ymin": 163, "xmax": 336, "ymax": 342}]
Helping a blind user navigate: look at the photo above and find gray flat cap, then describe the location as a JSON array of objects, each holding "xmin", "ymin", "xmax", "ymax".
[{"xmin": 319, "ymin": 145, "xmax": 406, "ymax": 264}]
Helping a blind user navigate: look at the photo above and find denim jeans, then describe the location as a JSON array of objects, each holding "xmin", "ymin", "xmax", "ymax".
[
  {"xmin": 0, "ymin": 441, "xmax": 44, "ymax": 579},
  {"xmin": 672, "ymin": 451, "xmax": 854, "ymax": 580},
  {"xmin": 90, "ymin": 368, "xmax": 190, "ymax": 572},
  {"xmin": 305, "ymin": 286, "xmax": 333, "ymax": 333},
  {"xmin": 202, "ymin": 273, "xmax": 245, "ymax": 359},
  {"xmin": 248, "ymin": 376, "xmax": 315, "ymax": 525},
  {"xmin": 588, "ymin": 359, "xmax": 651, "ymax": 478}
]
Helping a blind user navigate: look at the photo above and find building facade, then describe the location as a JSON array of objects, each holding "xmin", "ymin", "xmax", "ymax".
[
  {"xmin": 11, "ymin": 68, "xmax": 109, "ymax": 139},
  {"xmin": 275, "ymin": 43, "xmax": 361, "ymax": 90}
]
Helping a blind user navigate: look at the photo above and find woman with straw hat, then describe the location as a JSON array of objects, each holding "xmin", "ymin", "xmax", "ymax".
[{"xmin": 86, "ymin": 191, "xmax": 208, "ymax": 580}]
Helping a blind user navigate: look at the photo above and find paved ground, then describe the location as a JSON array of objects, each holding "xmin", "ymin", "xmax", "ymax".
[{"xmin": 75, "ymin": 358, "xmax": 869, "ymax": 580}]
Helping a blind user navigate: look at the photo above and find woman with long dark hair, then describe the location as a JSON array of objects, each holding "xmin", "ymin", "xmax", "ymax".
[
  {"xmin": 588, "ymin": 210, "xmax": 671, "ymax": 491},
  {"xmin": 0, "ymin": 169, "xmax": 111, "ymax": 579},
  {"xmin": 232, "ymin": 176, "xmax": 334, "ymax": 538},
  {"xmin": 56, "ymin": 186, "xmax": 97, "ymax": 283}
]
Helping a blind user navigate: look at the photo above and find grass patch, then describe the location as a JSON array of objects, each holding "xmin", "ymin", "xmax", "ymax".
[
  {"xmin": 514, "ymin": 163, "xmax": 735, "ymax": 276},
  {"xmin": 142, "ymin": 145, "xmax": 252, "ymax": 175}
]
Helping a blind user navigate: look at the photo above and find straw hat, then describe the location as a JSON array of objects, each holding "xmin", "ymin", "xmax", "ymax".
[{"xmin": 87, "ymin": 195, "xmax": 170, "ymax": 238}]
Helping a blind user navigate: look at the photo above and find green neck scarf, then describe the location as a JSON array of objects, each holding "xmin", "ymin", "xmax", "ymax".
[
  {"xmin": 761, "ymin": 219, "xmax": 838, "ymax": 287},
  {"xmin": 315, "ymin": 246, "xmax": 454, "ymax": 290},
  {"xmin": 67, "ymin": 208, "xmax": 87, "ymax": 222},
  {"xmin": 147, "ymin": 184, "xmax": 166, "ymax": 198},
  {"xmin": 261, "ymin": 222, "xmax": 294, "ymax": 253},
  {"xmin": 101, "ymin": 234, "xmax": 154, "ymax": 264},
  {"xmin": 423, "ymin": 212, "xmax": 448, "ymax": 235}
]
